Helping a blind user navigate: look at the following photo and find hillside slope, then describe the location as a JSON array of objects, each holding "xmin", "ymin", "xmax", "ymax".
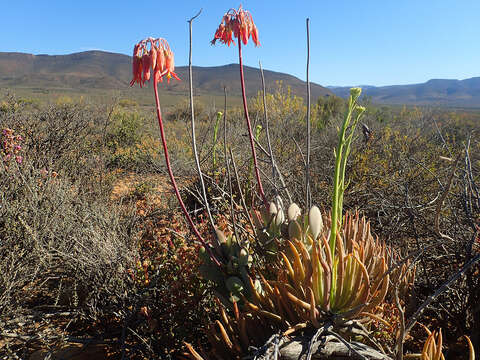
[{"xmin": 0, "ymin": 51, "xmax": 332, "ymax": 100}]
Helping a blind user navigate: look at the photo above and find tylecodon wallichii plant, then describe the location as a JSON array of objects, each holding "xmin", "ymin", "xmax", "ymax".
[{"xmin": 129, "ymin": 37, "xmax": 221, "ymax": 266}]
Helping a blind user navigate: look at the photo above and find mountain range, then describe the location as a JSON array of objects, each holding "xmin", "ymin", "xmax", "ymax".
[
  {"xmin": 329, "ymin": 78, "xmax": 480, "ymax": 108},
  {"xmin": 1, "ymin": 50, "xmax": 479, "ymax": 108},
  {"xmin": 0, "ymin": 51, "xmax": 331, "ymax": 101}
]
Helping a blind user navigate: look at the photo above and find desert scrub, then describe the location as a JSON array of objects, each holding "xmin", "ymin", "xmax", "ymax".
[
  {"xmin": 1, "ymin": 99, "xmax": 107, "ymax": 183},
  {"xmin": 166, "ymin": 98, "xmax": 207, "ymax": 122},
  {"xmin": 253, "ymin": 81, "xmax": 321, "ymax": 129},
  {"xmin": 0, "ymin": 96, "xmax": 140, "ymax": 318},
  {"xmin": 0, "ymin": 155, "xmax": 139, "ymax": 316}
]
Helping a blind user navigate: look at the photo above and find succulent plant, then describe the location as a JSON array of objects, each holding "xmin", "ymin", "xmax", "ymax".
[
  {"xmin": 245, "ymin": 211, "xmax": 394, "ymax": 324},
  {"xmin": 186, "ymin": 87, "xmax": 416, "ymax": 359},
  {"xmin": 198, "ymin": 228, "xmax": 254, "ymax": 305},
  {"xmin": 249, "ymin": 196, "xmax": 287, "ymax": 256}
]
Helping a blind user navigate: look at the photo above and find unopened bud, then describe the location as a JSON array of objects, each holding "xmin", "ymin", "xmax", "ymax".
[
  {"xmin": 269, "ymin": 202, "xmax": 278, "ymax": 217},
  {"xmin": 350, "ymin": 87, "xmax": 362, "ymax": 99},
  {"xmin": 287, "ymin": 203, "xmax": 301, "ymax": 221},
  {"xmin": 309, "ymin": 205, "xmax": 323, "ymax": 241}
]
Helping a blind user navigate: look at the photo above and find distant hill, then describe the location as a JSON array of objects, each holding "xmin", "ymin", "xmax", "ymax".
[
  {"xmin": 329, "ymin": 78, "xmax": 480, "ymax": 108},
  {"xmin": 0, "ymin": 51, "xmax": 332, "ymax": 100}
]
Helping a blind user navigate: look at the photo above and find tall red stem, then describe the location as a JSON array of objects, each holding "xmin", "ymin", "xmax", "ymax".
[
  {"xmin": 153, "ymin": 79, "xmax": 220, "ymax": 266},
  {"xmin": 237, "ymin": 38, "xmax": 268, "ymax": 209}
]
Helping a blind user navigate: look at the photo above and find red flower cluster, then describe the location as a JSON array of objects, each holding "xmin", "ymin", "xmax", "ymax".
[
  {"xmin": 211, "ymin": 5, "xmax": 260, "ymax": 47},
  {"xmin": 130, "ymin": 37, "xmax": 180, "ymax": 87}
]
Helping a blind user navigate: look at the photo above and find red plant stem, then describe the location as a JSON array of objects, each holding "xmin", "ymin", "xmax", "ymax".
[
  {"xmin": 153, "ymin": 79, "xmax": 220, "ymax": 267},
  {"xmin": 237, "ymin": 39, "xmax": 268, "ymax": 209}
]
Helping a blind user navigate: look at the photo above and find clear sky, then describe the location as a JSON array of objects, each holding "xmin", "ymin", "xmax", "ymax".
[{"xmin": 2, "ymin": 1, "xmax": 479, "ymax": 86}]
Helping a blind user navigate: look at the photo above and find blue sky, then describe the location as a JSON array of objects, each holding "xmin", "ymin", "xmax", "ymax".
[{"xmin": 2, "ymin": 1, "xmax": 479, "ymax": 86}]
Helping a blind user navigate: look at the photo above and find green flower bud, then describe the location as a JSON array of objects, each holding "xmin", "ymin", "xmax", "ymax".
[{"xmin": 350, "ymin": 87, "xmax": 362, "ymax": 99}]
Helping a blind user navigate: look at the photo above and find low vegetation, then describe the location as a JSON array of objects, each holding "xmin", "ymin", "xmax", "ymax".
[
  {"xmin": 1, "ymin": 7, "xmax": 479, "ymax": 360},
  {"xmin": 1, "ymin": 74, "xmax": 479, "ymax": 359}
]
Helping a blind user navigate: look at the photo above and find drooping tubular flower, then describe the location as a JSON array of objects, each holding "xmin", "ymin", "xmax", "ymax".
[
  {"xmin": 163, "ymin": 47, "xmax": 180, "ymax": 83},
  {"xmin": 130, "ymin": 44, "xmax": 143, "ymax": 87},
  {"xmin": 211, "ymin": 5, "xmax": 260, "ymax": 47},
  {"xmin": 130, "ymin": 37, "xmax": 180, "ymax": 87}
]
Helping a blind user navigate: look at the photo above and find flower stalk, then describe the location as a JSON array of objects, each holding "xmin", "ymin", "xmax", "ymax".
[
  {"xmin": 212, "ymin": 6, "xmax": 267, "ymax": 210},
  {"xmin": 237, "ymin": 39, "xmax": 268, "ymax": 208},
  {"xmin": 329, "ymin": 88, "xmax": 365, "ymax": 256}
]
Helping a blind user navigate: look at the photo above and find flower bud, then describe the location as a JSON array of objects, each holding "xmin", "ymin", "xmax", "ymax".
[
  {"xmin": 287, "ymin": 203, "xmax": 301, "ymax": 221},
  {"xmin": 269, "ymin": 201, "xmax": 278, "ymax": 217},
  {"xmin": 350, "ymin": 87, "xmax": 362, "ymax": 99},
  {"xmin": 274, "ymin": 208, "xmax": 285, "ymax": 227},
  {"xmin": 309, "ymin": 205, "xmax": 323, "ymax": 241}
]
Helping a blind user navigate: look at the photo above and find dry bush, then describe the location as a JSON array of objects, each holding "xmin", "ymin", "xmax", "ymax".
[
  {"xmin": 0, "ymin": 161, "xmax": 138, "ymax": 315},
  {"xmin": 0, "ymin": 96, "xmax": 139, "ymax": 323}
]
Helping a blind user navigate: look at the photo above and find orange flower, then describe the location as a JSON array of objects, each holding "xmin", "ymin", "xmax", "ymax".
[
  {"xmin": 142, "ymin": 53, "xmax": 152, "ymax": 83},
  {"xmin": 130, "ymin": 44, "xmax": 143, "ymax": 87},
  {"xmin": 250, "ymin": 24, "xmax": 259, "ymax": 46},
  {"xmin": 150, "ymin": 46, "xmax": 157, "ymax": 73},
  {"xmin": 129, "ymin": 38, "xmax": 180, "ymax": 86},
  {"xmin": 163, "ymin": 49, "xmax": 180, "ymax": 83},
  {"xmin": 211, "ymin": 6, "xmax": 260, "ymax": 47},
  {"xmin": 155, "ymin": 46, "xmax": 166, "ymax": 82}
]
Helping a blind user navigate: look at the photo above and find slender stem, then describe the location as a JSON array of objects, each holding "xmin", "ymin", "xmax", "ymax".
[
  {"xmin": 225, "ymin": 137, "xmax": 239, "ymax": 243},
  {"xmin": 253, "ymin": 136, "xmax": 293, "ymax": 204},
  {"xmin": 153, "ymin": 80, "xmax": 220, "ymax": 266},
  {"xmin": 187, "ymin": 9, "xmax": 217, "ymax": 238},
  {"xmin": 337, "ymin": 108, "xmax": 364, "ymax": 224},
  {"xmin": 394, "ymin": 286, "xmax": 405, "ymax": 360},
  {"xmin": 222, "ymin": 86, "xmax": 240, "ymax": 241},
  {"xmin": 230, "ymin": 149, "xmax": 256, "ymax": 240},
  {"xmin": 306, "ymin": 18, "xmax": 312, "ymax": 210},
  {"xmin": 237, "ymin": 38, "xmax": 268, "ymax": 210},
  {"xmin": 212, "ymin": 112, "xmax": 221, "ymax": 169},
  {"xmin": 259, "ymin": 61, "xmax": 276, "ymax": 192}
]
